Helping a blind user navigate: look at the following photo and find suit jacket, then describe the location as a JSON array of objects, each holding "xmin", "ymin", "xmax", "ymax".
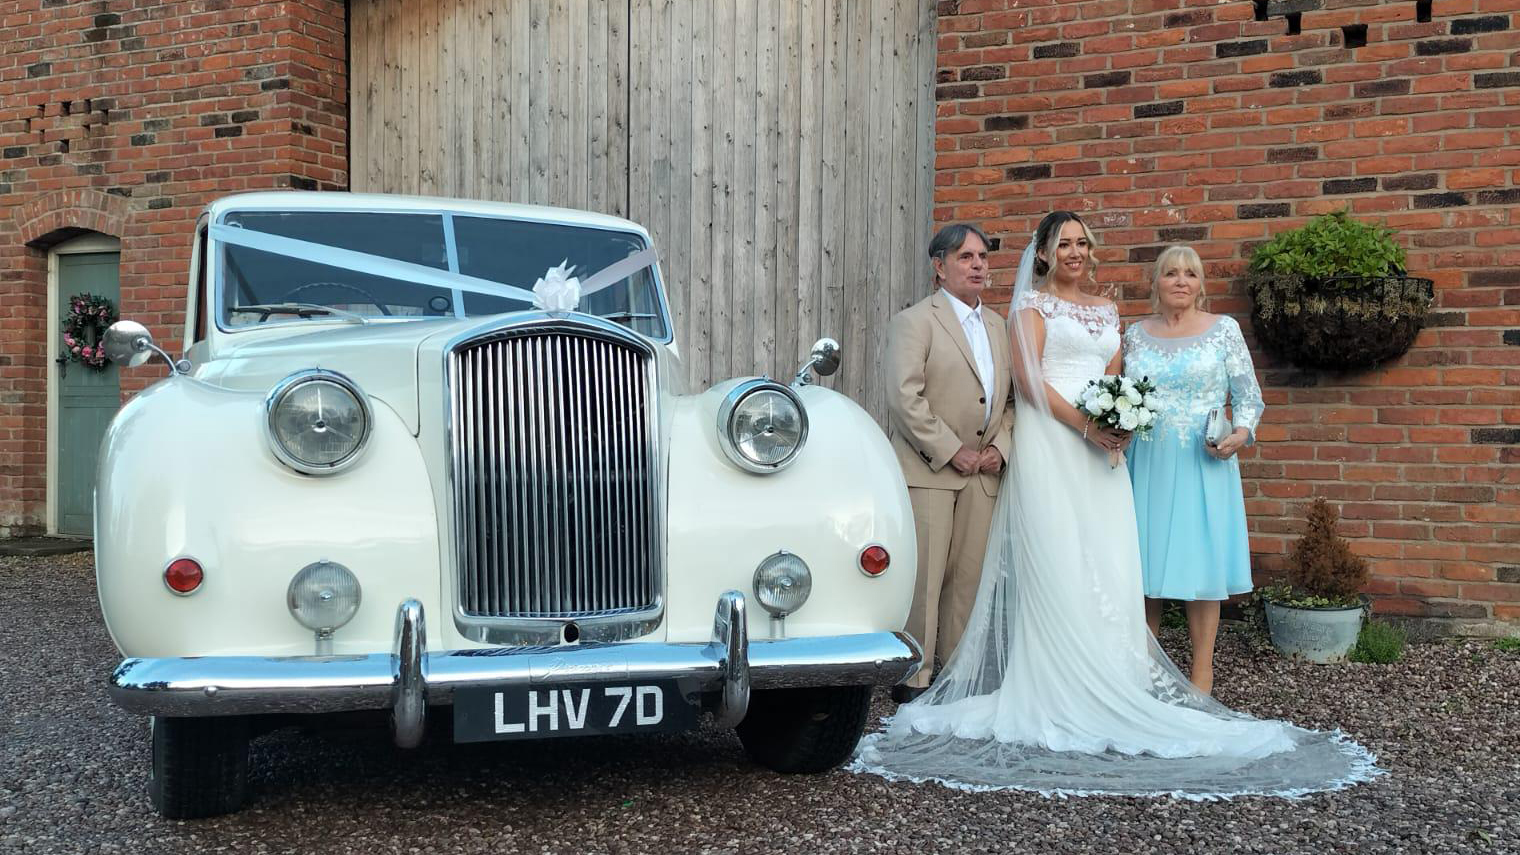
[{"xmin": 886, "ymin": 290, "xmax": 1016, "ymax": 497}]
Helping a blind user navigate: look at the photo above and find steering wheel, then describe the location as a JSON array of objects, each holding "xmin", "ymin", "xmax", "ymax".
[{"xmin": 281, "ymin": 281, "xmax": 393, "ymax": 316}]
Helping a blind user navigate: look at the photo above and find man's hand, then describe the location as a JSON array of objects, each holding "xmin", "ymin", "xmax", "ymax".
[
  {"xmin": 976, "ymin": 446, "xmax": 1004, "ymax": 474},
  {"xmin": 950, "ymin": 446, "xmax": 982, "ymax": 475}
]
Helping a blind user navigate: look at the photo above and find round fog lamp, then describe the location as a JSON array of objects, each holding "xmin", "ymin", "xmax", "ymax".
[
  {"xmin": 266, "ymin": 370, "xmax": 372, "ymax": 475},
  {"xmin": 287, "ymin": 560, "xmax": 362, "ymax": 633},
  {"xmin": 753, "ymin": 551, "xmax": 813, "ymax": 618}
]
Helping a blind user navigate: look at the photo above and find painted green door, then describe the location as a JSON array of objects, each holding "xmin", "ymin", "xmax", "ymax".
[{"xmin": 56, "ymin": 252, "xmax": 121, "ymax": 537}]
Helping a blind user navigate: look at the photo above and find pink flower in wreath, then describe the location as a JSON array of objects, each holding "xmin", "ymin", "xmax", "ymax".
[
  {"xmin": 81, "ymin": 346, "xmax": 93, "ymax": 358},
  {"xmin": 64, "ymin": 334, "xmax": 75, "ymax": 346},
  {"xmin": 72, "ymin": 345, "xmax": 82, "ymax": 355}
]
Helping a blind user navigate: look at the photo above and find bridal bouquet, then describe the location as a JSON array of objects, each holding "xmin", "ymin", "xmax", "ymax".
[{"xmin": 1075, "ymin": 375, "xmax": 1158, "ymax": 467}]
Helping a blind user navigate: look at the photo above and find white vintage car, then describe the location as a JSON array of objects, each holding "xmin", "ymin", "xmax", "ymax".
[{"xmin": 97, "ymin": 192, "xmax": 919, "ymax": 818}]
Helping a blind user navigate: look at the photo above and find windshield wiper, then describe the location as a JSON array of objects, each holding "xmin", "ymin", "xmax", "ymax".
[
  {"xmin": 230, "ymin": 303, "xmax": 369, "ymax": 324},
  {"xmin": 601, "ymin": 311, "xmax": 660, "ymax": 323}
]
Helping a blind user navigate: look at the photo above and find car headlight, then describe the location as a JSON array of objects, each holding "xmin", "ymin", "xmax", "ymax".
[
  {"xmin": 287, "ymin": 560, "xmax": 362, "ymax": 633},
  {"xmin": 716, "ymin": 379, "xmax": 808, "ymax": 473},
  {"xmin": 753, "ymin": 551, "xmax": 813, "ymax": 618},
  {"xmin": 265, "ymin": 369, "xmax": 372, "ymax": 475}
]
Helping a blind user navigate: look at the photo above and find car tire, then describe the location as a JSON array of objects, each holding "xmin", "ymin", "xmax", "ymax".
[
  {"xmin": 149, "ymin": 715, "xmax": 251, "ymax": 819},
  {"xmin": 735, "ymin": 685, "xmax": 872, "ymax": 774}
]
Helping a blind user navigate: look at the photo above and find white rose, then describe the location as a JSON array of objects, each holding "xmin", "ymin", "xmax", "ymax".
[
  {"xmin": 1119, "ymin": 409, "xmax": 1140, "ymax": 431},
  {"xmin": 1137, "ymin": 408, "xmax": 1154, "ymax": 426},
  {"xmin": 1096, "ymin": 392, "xmax": 1115, "ymax": 411},
  {"xmin": 1142, "ymin": 394, "xmax": 1157, "ymax": 409},
  {"xmin": 1084, "ymin": 397, "xmax": 1104, "ymax": 416},
  {"xmin": 1114, "ymin": 396, "xmax": 1134, "ymax": 413},
  {"xmin": 1124, "ymin": 387, "xmax": 1143, "ymax": 405}
]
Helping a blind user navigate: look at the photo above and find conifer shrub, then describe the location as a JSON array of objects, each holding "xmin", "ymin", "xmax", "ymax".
[{"xmin": 1262, "ymin": 498, "xmax": 1369, "ymax": 609}]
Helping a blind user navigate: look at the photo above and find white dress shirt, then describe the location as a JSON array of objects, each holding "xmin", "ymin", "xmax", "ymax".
[{"xmin": 944, "ymin": 290, "xmax": 996, "ymax": 426}]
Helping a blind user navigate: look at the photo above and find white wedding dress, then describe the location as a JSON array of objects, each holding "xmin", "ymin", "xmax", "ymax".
[{"xmin": 850, "ymin": 287, "xmax": 1381, "ymax": 798}]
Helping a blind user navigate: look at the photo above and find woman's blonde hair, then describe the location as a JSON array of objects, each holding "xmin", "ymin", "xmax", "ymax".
[{"xmin": 1149, "ymin": 244, "xmax": 1206, "ymax": 312}]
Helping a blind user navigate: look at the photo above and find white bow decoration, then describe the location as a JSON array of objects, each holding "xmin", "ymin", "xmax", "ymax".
[{"xmin": 532, "ymin": 260, "xmax": 581, "ymax": 312}]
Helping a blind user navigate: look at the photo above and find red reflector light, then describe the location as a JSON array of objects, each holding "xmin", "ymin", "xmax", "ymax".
[
  {"xmin": 859, "ymin": 545, "xmax": 890, "ymax": 577},
  {"xmin": 164, "ymin": 558, "xmax": 204, "ymax": 594}
]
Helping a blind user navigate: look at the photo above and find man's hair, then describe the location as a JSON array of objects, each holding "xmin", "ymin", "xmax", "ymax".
[{"xmin": 928, "ymin": 223, "xmax": 991, "ymax": 279}]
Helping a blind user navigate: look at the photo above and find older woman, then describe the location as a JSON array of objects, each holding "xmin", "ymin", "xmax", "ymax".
[{"xmin": 1122, "ymin": 245, "xmax": 1262, "ymax": 696}]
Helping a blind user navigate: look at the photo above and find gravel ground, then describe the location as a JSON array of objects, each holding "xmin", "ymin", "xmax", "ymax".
[{"xmin": 2, "ymin": 553, "xmax": 1516, "ymax": 855}]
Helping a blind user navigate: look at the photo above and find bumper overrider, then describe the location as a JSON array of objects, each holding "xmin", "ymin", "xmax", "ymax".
[{"xmin": 109, "ymin": 592, "xmax": 922, "ymax": 747}]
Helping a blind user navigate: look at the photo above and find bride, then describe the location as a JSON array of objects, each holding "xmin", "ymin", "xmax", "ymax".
[{"xmin": 851, "ymin": 212, "xmax": 1381, "ymax": 797}]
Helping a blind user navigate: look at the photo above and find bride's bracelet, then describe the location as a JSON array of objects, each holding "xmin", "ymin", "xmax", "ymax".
[{"xmin": 1082, "ymin": 422, "xmax": 1090, "ymax": 441}]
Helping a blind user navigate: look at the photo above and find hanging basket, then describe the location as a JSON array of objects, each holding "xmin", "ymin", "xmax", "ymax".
[{"xmin": 1247, "ymin": 273, "xmax": 1434, "ymax": 371}]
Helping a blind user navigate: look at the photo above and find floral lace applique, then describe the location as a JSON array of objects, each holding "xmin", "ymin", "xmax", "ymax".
[
  {"xmin": 1016, "ymin": 290, "xmax": 1119, "ymax": 340},
  {"xmin": 1122, "ymin": 317, "xmax": 1263, "ymax": 449}
]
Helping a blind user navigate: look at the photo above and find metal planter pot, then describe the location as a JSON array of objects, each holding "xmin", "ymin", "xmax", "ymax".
[{"xmin": 1264, "ymin": 598, "xmax": 1368, "ymax": 664}]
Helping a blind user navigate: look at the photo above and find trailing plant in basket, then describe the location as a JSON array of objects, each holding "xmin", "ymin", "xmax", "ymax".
[
  {"xmin": 1246, "ymin": 211, "xmax": 1433, "ymax": 370},
  {"xmin": 1260, "ymin": 498, "xmax": 1369, "ymax": 609}
]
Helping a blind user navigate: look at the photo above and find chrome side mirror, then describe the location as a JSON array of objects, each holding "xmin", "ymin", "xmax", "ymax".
[
  {"xmin": 103, "ymin": 320, "xmax": 190, "ymax": 374},
  {"xmin": 791, "ymin": 337, "xmax": 841, "ymax": 387}
]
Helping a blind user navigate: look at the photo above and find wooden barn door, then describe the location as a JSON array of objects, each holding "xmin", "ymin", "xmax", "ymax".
[{"xmin": 351, "ymin": 0, "xmax": 937, "ymax": 422}]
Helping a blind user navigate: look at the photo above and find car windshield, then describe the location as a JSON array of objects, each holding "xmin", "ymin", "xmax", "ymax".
[{"xmin": 217, "ymin": 209, "xmax": 669, "ymax": 339}]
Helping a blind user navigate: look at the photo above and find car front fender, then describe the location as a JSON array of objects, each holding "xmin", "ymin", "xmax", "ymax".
[
  {"xmin": 95, "ymin": 377, "xmax": 444, "ymax": 658},
  {"xmin": 663, "ymin": 382, "xmax": 916, "ymax": 643}
]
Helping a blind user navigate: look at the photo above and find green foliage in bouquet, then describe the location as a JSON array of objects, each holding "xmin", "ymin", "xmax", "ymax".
[
  {"xmin": 1349, "ymin": 620, "xmax": 1406, "ymax": 664},
  {"xmin": 1249, "ymin": 210, "xmax": 1407, "ymax": 283},
  {"xmin": 1262, "ymin": 498, "xmax": 1369, "ymax": 609}
]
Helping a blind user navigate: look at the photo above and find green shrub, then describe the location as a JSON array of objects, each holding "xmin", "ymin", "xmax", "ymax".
[
  {"xmin": 1495, "ymin": 637, "xmax": 1520, "ymax": 654},
  {"xmin": 1349, "ymin": 620, "xmax": 1406, "ymax": 664},
  {"xmin": 1249, "ymin": 210, "xmax": 1407, "ymax": 282}
]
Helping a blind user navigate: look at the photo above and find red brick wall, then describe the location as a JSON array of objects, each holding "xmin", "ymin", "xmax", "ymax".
[
  {"xmin": 0, "ymin": 0, "xmax": 348, "ymax": 536},
  {"xmin": 933, "ymin": 0, "xmax": 1519, "ymax": 630}
]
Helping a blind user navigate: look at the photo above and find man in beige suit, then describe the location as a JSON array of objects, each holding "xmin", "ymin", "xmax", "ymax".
[{"xmin": 886, "ymin": 223, "xmax": 1015, "ymax": 702}]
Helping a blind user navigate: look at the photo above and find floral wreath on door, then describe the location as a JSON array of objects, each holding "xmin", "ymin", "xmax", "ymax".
[{"xmin": 60, "ymin": 292, "xmax": 119, "ymax": 371}]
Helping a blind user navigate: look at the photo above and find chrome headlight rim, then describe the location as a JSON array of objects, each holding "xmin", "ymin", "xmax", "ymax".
[
  {"xmin": 264, "ymin": 369, "xmax": 373, "ymax": 476},
  {"xmin": 716, "ymin": 378, "xmax": 809, "ymax": 474}
]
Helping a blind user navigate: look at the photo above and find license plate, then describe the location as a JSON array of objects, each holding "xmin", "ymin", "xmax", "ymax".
[{"xmin": 452, "ymin": 680, "xmax": 698, "ymax": 743}]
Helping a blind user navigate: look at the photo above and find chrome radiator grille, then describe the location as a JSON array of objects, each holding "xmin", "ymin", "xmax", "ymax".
[{"xmin": 449, "ymin": 328, "xmax": 659, "ymax": 622}]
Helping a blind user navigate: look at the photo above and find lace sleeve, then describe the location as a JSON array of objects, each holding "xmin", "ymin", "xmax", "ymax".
[{"xmin": 1222, "ymin": 317, "xmax": 1264, "ymax": 443}]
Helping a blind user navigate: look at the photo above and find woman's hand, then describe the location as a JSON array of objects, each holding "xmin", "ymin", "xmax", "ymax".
[
  {"xmin": 1084, "ymin": 425, "xmax": 1128, "ymax": 453},
  {"xmin": 1208, "ymin": 427, "xmax": 1250, "ymax": 459}
]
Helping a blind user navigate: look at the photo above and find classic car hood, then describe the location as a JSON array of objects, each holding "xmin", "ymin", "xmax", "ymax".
[{"xmin": 196, "ymin": 314, "xmax": 681, "ymax": 435}]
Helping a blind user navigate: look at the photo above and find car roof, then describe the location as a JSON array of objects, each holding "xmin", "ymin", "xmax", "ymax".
[{"xmin": 205, "ymin": 192, "xmax": 652, "ymax": 239}]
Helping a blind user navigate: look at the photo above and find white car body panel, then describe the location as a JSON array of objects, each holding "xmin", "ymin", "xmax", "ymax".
[{"xmin": 97, "ymin": 192, "xmax": 916, "ymax": 660}]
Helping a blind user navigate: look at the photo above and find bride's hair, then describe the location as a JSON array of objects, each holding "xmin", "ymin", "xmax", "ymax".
[{"xmin": 1031, "ymin": 211, "xmax": 1100, "ymax": 288}]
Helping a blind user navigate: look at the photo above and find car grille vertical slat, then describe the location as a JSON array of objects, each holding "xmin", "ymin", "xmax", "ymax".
[{"xmin": 452, "ymin": 328, "xmax": 658, "ymax": 625}]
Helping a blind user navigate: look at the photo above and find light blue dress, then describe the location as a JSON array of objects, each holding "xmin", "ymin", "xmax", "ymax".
[{"xmin": 1123, "ymin": 315, "xmax": 1264, "ymax": 601}]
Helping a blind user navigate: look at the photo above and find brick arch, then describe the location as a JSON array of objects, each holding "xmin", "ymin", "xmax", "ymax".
[{"xmin": 15, "ymin": 189, "xmax": 131, "ymax": 247}]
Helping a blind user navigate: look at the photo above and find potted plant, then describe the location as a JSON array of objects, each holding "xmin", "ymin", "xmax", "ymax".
[
  {"xmin": 1246, "ymin": 210, "xmax": 1434, "ymax": 370},
  {"xmin": 1260, "ymin": 498, "xmax": 1370, "ymax": 663}
]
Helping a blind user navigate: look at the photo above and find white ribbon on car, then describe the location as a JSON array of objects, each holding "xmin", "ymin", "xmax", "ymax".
[{"xmin": 209, "ymin": 224, "xmax": 658, "ymax": 312}]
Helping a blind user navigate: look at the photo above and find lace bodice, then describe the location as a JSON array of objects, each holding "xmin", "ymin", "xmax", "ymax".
[
  {"xmin": 1122, "ymin": 316, "xmax": 1264, "ymax": 448},
  {"xmin": 1016, "ymin": 290, "xmax": 1120, "ymax": 391}
]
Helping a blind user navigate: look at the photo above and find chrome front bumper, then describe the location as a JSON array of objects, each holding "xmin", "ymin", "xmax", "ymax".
[{"xmin": 109, "ymin": 592, "xmax": 921, "ymax": 747}]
